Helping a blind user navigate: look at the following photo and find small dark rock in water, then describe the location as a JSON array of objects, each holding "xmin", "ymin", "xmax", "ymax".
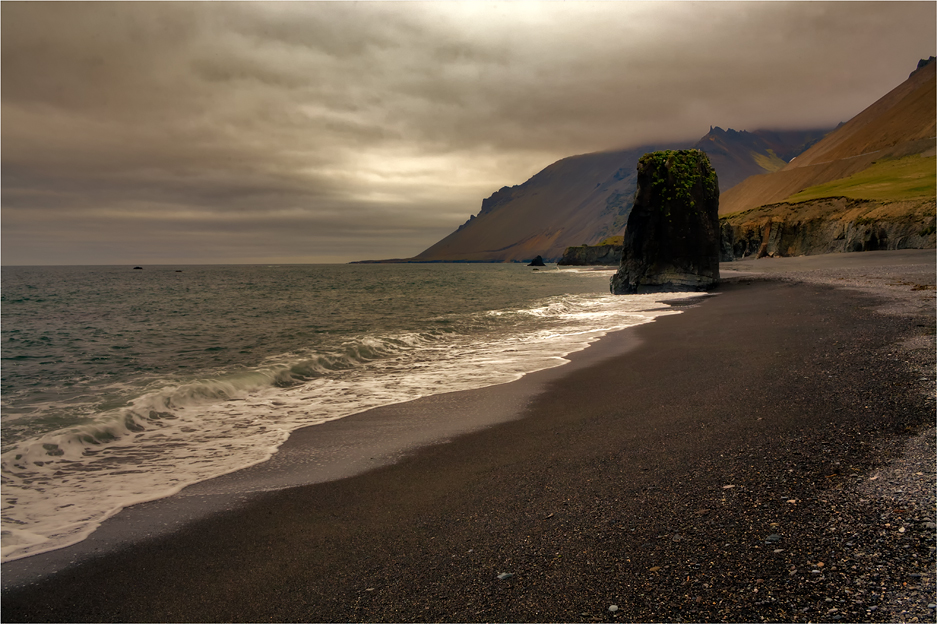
[
  {"xmin": 610, "ymin": 149, "xmax": 720, "ymax": 294},
  {"xmin": 528, "ymin": 255, "xmax": 546, "ymax": 267},
  {"xmin": 133, "ymin": 266, "xmax": 143, "ymax": 270}
]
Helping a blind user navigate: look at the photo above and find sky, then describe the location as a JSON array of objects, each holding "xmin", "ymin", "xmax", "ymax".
[{"xmin": 2, "ymin": 2, "xmax": 935, "ymax": 265}]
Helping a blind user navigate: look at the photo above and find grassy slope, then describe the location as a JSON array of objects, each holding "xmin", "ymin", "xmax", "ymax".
[
  {"xmin": 751, "ymin": 149, "xmax": 788, "ymax": 173},
  {"xmin": 720, "ymin": 153, "xmax": 935, "ymax": 241},
  {"xmin": 719, "ymin": 61, "xmax": 935, "ymax": 216},
  {"xmin": 784, "ymin": 155, "xmax": 936, "ymax": 203}
]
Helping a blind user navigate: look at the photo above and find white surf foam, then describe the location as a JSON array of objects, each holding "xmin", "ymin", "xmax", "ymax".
[{"xmin": 0, "ymin": 290, "xmax": 704, "ymax": 562}]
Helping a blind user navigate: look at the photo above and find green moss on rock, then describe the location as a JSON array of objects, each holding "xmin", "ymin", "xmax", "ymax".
[
  {"xmin": 611, "ymin": 149, "xmax": 721, "ymax": 294},
  {"xmin": 638, "ymin": 149, "xmax": 718, "ymax": 211}
]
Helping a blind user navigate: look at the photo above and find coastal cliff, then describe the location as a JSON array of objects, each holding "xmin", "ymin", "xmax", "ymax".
[
  {"xmin": 558, "ymin": 236, "xmax": 623, "ymax": 266},
  {"xmin": 557, "ymin": 244, "xmax": 623, "ymax": 266},
  {"xmin": 718, "ymin": 59, "xmax": 936, "ymax": 262},
  {"xmin": 720, "ymin": 196, "xmax": 936, "ymax": 260}
]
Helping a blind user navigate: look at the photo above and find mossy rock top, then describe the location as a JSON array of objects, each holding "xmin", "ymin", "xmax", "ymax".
[{"xmin": 638, "ymin": 149, "xmax": 718, "ymax": 208}]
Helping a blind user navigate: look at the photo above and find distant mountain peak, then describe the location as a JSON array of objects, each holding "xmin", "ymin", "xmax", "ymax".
[
  {"xmin": 912, "ymin": 56, "xmax": 936, "ymax": 77},
  {"xmin": 694, "ymin": 126, "xmax": 831, "ymax": 189},
  {"xmin": 721, "ymin": 59, "xmax": 936, "ymax": 215}
]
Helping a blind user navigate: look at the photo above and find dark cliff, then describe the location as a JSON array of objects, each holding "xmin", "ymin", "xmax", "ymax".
[
  {"xmin": 557, "ymin": 244, "xmax": 623, "ymax": 266},
  {"xmin": 720, "ymin": 197, "xmax": 936, "ymax": 260}
]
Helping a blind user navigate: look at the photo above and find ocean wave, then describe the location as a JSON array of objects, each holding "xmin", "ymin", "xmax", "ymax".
[{"xmin": 1, "ymin": 285, "xmax": 705, "ymax": 563}]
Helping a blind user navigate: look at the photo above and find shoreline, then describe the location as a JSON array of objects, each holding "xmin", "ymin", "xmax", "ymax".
[
  {"xmin": 0, "ymin": 290, "xmax": 704, "ymax": 589},
  {"xmin": 2, "ymin": 251, "xmax": 934, "ymax": 622}
]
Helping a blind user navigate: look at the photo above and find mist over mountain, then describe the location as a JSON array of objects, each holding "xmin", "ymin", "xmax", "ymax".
[
  {"xmin": 721, "ymin": 57, "xmax": 936, "ymax": 215},
  {"xmin": 696, "ymin": 127, "xmax": 830, "ymax": 190},
  {"xmin": 721, "ymin": 58, "xmax": 935, "ymax": 260},
  {"xmin": 363, "ymin": 57, "xmax": 934, "ymax": 265},
  {"xmin": 408, "ymin": 127, "xmax": 829, "ymax": 263}
]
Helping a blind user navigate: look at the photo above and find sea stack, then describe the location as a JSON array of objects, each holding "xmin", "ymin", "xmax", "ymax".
[
  {"xmin": 527, "ymin": 255, "xmax": 546, "ymax": 267},
  {"xmin": 610, "ymin": 149, "xmax": 720, "ymax": 294}
]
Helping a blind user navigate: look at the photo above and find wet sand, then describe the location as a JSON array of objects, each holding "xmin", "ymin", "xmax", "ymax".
[{"xmin": 2, "ymin": 251, "xmax": 934, "ymax": 622}]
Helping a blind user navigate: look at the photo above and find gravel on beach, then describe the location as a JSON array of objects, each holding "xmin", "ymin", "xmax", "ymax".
[{"xmin": 1, "ymin": 255, "xmax": 934, "ymax": 623}]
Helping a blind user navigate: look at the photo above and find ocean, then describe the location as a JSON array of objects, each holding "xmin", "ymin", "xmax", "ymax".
[{"xmin": 1, "ymin": 263, "xmax": 700, "ymax": 562}]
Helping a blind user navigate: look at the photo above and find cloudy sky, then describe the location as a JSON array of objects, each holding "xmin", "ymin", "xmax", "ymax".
[{"xmin": 3, "ymin": 2, "xmax": 934, "ymax": 265}]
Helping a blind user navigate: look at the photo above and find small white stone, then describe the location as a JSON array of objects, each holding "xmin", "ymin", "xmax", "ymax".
[{"xmin": 608, "ymin": 605, "xmax": 619, "ymax": 613}]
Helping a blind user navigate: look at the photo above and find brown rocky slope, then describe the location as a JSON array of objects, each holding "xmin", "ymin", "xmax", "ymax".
[
  {"xmin": 719, "ymin": 58, "xmax": 936, "ymax": 261},
  {"xmin": 720, "ymin": 59, "xmax": 936, "ymax": 217},
  {"xmin": 413, "ymin": 144, "xmax": 678, "ymax": 263},
  {"xmin": 409, "ymin": 127, "xmax": 827, "ymax": 264}
]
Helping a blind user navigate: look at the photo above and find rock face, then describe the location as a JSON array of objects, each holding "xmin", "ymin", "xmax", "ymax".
[
  {"xmin": 720, "ymin": 197, "xmax": 936, "ymax": 260},
  {"xmin": 610, "ymin": 150, "xmax": 721, "ymax": 294},
  {"xmin": 527, "ymin": 255, "xmax": 546, "ymax": 267},
  {"xmin": 557, "ymin": 244, "xmax": 623, "ymax": 266}
]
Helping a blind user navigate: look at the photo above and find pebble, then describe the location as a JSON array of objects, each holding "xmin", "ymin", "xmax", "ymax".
[
  {"xmin": 497, "ymin": 572, "xmax": 514, "ymax": 580},
  {"xmin": 608, "ymin": 605, "xmax": 619, "ymax": 613}
]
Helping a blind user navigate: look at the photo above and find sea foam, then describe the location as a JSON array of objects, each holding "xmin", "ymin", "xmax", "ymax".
[{"xmin": 1, "ymin": 265, "xmax": 704, "ymax": 562}]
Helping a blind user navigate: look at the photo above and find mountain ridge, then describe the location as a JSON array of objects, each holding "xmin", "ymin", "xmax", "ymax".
[
  {"xmin": 720, "ymin": 58, "xmax": 936, "ymax": 216},
  {"xmin": 355, "ymin": 58, "xmax": 934, "ymax": 264},
  {"xmin": 385, "ymin": 126, "xmax": 829, "ymax": 263}
]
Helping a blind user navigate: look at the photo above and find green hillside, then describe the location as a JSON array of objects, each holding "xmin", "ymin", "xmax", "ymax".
[{"xmin": 784, "ymin": 155, "xmax": 936, "ymax": 203}]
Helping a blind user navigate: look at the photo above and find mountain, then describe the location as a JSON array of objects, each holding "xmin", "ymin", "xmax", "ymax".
[
  {"xmin": 721, "ymin": 58, "xmax": 936, "ymax": 259},
  {"xmin": 369, "ymin": 59, "xmax": 935, "ymax": 265},
  {"xmin": 408, "ymin": 127, "xmax": 827, "ymax": 263},
  {"xmin": 720, "ymin": 58, "xmax": 936, "ymax": 216},
  {"xmin": 412, "ymin": 143, "xmax": 679, "ymax": 263},
  {"xmin": 695, "ymin": 127, "xmax": 829, "ymax": 190}
]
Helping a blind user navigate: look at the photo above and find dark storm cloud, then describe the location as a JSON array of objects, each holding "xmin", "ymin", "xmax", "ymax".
[{"xmin": 2, "ymin": 2, "xmax": 934, "ymax": 264}]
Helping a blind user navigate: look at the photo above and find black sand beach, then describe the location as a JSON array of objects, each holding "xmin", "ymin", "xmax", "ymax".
[{"xmin": 2, "ymin": 252, "xmax": 935, "ymax": 623}]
